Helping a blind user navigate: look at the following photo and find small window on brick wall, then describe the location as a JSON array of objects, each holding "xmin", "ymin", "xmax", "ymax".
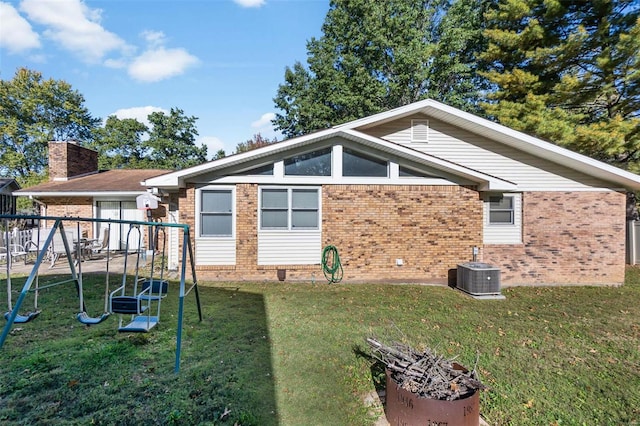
[
  {"xmin": 489, "ymin": 195, "xmax": 514, "ymax": 225},
  {"xmin": 200, "ymin": 189, "xmax": 233, "ymax": 237}
]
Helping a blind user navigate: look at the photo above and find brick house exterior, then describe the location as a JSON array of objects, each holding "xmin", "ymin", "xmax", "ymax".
[{"xmin": 146, "ymin": 100, "xmax": 640, "ymax": 286}]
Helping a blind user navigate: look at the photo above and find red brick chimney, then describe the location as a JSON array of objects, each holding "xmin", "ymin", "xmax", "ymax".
[{"xmin": 48, "ymin": 141, "xmax": 99, "ymax": 181}]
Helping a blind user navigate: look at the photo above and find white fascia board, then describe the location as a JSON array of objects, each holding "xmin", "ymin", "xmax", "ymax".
[
  {"xmin": 339, "ymin": 129, "xmax": 518, "ymax": 191},
  {"xmin": 16, "ymin": 191, "xmax": 147, "ymax": 198},
  {"xmin": 143, "ymin": 127, "xmax": 341, "ymax": 188},
  {"xmin": 335, "ymin": 99, "xmax": 438, "ymax": 130}
]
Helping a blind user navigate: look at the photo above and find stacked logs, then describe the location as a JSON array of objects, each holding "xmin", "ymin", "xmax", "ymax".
[{"xmin": 366, "ymin": 337, "xmax": 485, "ymax": 401}]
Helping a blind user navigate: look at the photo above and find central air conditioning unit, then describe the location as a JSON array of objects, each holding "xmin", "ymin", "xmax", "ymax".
[{"xmin": 457, "ymin": 262, "xmax": 501, "ymax": 295}]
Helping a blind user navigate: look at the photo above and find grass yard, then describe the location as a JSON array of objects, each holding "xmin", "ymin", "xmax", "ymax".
[{"xmin": 1, "ymin": 267, "xmax": 640, "ymax": 425}]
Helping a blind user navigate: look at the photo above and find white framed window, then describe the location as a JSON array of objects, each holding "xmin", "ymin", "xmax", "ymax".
[
  {"xmin": 342, "ymin": 148, "xmax": 388, "ymax": 177},
  {"xmin": 199, "ymin": 188, "xmax": 234, "ymax": 237},
  {"xmin": 284, "ymin": 148, "xmax": 332, "ymax": 176},
  {"xmin": 483, "ymin": 193, "xmax": 522, "ymax": 244},
  {"xmin": 260, "ymin": 187, "xmax": 320, "ymax": 230},
  {"xmin": 488, "ymin": 195, "xmax": 514, "ymax": 225}
]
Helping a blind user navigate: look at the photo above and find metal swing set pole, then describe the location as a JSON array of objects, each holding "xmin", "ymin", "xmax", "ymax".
[
  {"xmin": 0, "ymin": 218, "xmax": 61, "ymax": 348},
  {"xmin": 174, "ymin": 225, "xmax": 202, "ymax": 373}
]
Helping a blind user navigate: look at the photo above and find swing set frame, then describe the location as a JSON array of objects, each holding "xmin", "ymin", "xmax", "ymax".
[{"xmin": 0, "ymin": 214, "xmax": 202, "ymax": 373}]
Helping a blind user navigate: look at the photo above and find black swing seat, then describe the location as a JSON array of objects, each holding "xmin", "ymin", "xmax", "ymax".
[
  {"xmin": 77, "ymin": 311, "xmax": 110, "ymax": 325},
  {"xmin": 138, "ymin": 279, "xmax": 168, "ymax": 301},
  {"xmin": 110, "ymin": 296, "xmax": 148, "ymax": 315},
  {"xmin": 4, "ymin": 310, "xmax": 40, "ymax": 323}
]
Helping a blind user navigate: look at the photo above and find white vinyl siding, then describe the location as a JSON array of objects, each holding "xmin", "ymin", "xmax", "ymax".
[
  {"xmin": 365, "ymin": 115, "xmax": 611, "ymax": 190},
  {"xmin": 483, "ymin": 193, "xmax": 522, "ymax": 244},
  {"xmin": 196, "ymin": 238, "xmax": 236, "ymax": 265},
  {"xmin": 257, "ymin": 231, "xmax": 321, "ymax": 265},
  {"xmin": 167, "ymin": 208, "xmax": 180, "ymax": 271},
  {"xmin": 258, "ymin": 186, "xmax": 322, "ymax": 265},
  {"xmin": 195, "ymin": 186, "xmax": 236, "ymax": 265}
]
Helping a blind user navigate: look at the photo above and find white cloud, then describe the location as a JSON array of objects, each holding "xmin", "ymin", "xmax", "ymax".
[
  {"xmin": 141, "ymin": 30, "xmax": 166, "ymax": 48},
  {"xmin": 20, "ymin": 0, "xmax": 129, "ymax": 63},
  {"xmin": 110, "ymin": 106, "xmax": 168, "ymax": 128},
  {"xmin": 127, "ymin": 30, "xmax": 199, "ymax": 83},
  {"xmin": 128, "ymin": 47, "xmax": 199, "ymax": 82},
  {"xmin": 250, "ymin": 112, "xmax": 280, "ymax": 140},
  {"xmin": 0, "ymin": 2, "xmax": 41, "ymax": 53},
  {"xmin": 251, "ymin": 112, "xmax": 276, "ymax": 129},
  {"xmin": 233, "ymin": 0, "xmax": 266, "ymax": 7},
  {"xmin": 197, "ymin": 136, "xmax": 225, "ymax": 159}
]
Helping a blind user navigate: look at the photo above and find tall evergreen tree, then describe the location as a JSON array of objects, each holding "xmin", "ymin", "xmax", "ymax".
[
  {"xmin": 480, "ymin": 0, "xmax": 640, "ymax": 170},
  {"xmin": 273, "ymin": 0, "xmax": 488, "ymax": 138}
]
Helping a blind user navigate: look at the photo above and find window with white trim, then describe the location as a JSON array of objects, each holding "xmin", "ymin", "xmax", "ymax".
[
  {"xmin": 260, "ymin": 188, "xmax": 319, "ymax": 230},
  {"xmin": 200, "ymin": 189, "xmax": 233, "ymax": 236},
  {"xmin": 488, "ymin": 195, "xmax": 514, "ymax": 225},
  {"xmin": 284, "ymin": 148, "xmax": 332, "ymax": 176},
  {"xmin": 343, "ymin": 148, "xmax": 388, "ymax": 177}
]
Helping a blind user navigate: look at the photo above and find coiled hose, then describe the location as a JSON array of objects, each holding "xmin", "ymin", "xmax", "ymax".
[{"xmin": 321, "ymin": 245, "xmax": 343, "ymax": 284}]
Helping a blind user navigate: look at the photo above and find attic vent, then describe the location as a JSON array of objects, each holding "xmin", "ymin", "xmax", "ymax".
[{"xmin": 411, "ymin": 119, "xmax": 429, "ymax": 142}]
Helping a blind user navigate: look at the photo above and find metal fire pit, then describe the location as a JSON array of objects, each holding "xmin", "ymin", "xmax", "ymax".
[{"xmin": 385, "ymin": 370, "xmax": 480, "ymax": 426}]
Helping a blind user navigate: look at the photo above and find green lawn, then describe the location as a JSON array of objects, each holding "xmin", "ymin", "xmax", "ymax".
[{"xmin": 1, "ymin": 267, "xmax": 640, "ymax": 425}]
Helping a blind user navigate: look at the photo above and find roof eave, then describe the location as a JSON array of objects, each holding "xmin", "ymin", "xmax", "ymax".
[{"xmin": 16, "ymin": 191, "xmax": 149, "ymax": 198}]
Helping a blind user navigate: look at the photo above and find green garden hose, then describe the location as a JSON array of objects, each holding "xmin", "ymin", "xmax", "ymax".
[{"xmin": 321, "ymin": 245, "xmax": 343, "ymax": 284}]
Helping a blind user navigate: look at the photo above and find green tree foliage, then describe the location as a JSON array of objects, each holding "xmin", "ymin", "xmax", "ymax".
[
  {"xmin": 146, "ymin": 108, "xmax": 207, "ymax": 170},
  {"xmin": 481, "ymin": 0, "xmax": 640, "ymax": 171},
  {"xmin": 273, "ymin": 0, "xmax": 488, "ymax": 138},
  {"xmin": 88, "ymin": 116, "xmax": 149, "ymax": 169},
  {"xmin": 0, "ymin": 68, "xmax": 99, "ymax": 179},
  {"xmin": 212, "ymin": 149, "xmax": 226, "ymax": 160},
  {"xmin": 234, "ymin": 133, "xmax": 279, "ymax": 154}
]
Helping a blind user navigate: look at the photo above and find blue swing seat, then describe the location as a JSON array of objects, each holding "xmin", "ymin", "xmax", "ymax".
[
  {"xmin": 77, "ymin": 311, "xmax": 110, "ymax": 325},
  {"xmin": 4, "ymin": 310, "xmax": 41, "ymax": 323}
]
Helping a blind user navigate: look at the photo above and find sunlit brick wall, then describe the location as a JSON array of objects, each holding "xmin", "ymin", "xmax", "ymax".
[
  {"xmin": 482, "ymin": 191, "xmax": 627, "ymax": 285},
  {"xmin": 322, "ymin": 185, "xmax": 483, "ymax": 283},
  {"xmin": 188, "ymin": 184, "xmax": 483, "ymax": 283},
  {"xmin": 48, "ymin": 141, "xmax": 98, "ymax": 181},
  {"xmin": 40, "ymin": 197, "xmax": 93, "ymax": 236}
]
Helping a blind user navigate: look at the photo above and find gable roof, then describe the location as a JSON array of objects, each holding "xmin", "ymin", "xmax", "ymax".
[
  {"xmin": 337, "ymin": 99, "xmax": 640, "ymax": 190},
  {"xmin": 16, "ymin": 169, "xmax": 170, "ymax": 197},
  {"xmin": 144, "ymin": 128, "xmax": 516, "ymax": 191},
  {"xmin": 0, "ymin": 179, "xmax": 20, "ymax": 193},
  {"xmin": 144, "ymin": 99, "xmax": 640, "ymax": 191}
]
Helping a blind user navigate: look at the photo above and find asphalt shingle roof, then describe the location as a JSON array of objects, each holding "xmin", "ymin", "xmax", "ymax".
[{"xmin": 15, "ymin": 169, "xmax": 170, "ymax": 194}]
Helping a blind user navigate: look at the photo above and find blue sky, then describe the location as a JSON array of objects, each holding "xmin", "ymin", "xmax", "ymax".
[{"xmin": 0, "ymin": 0, "xmax": 329, "ymax": 158}]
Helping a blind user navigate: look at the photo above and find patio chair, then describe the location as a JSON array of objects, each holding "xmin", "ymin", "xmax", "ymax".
[
  {"xmin": 0, "ymin": 229, "xmax": 27, "ymax": 266},
  {"xmin": 88, "ymin": 227, "xmax": 110, "ymax": 259},
  {"xmin": 25, "ymin": 228, "xmax": 54, "ymax": 261},
  {"xmin": 48, "ymin": 230, "xmax": 75, "ymax": 267}
]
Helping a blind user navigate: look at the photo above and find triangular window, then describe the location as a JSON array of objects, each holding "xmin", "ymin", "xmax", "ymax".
[
  {"xmin": 236, "ymin": 164, "xmax": 273, "ymax": 175},
  {"xmin": 343, "ymin": 148, "xmax": 388, "ymax": 177},
  {"xmin": 284, "ymin": 148, "xmax": 332, "ymax": 176}
]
